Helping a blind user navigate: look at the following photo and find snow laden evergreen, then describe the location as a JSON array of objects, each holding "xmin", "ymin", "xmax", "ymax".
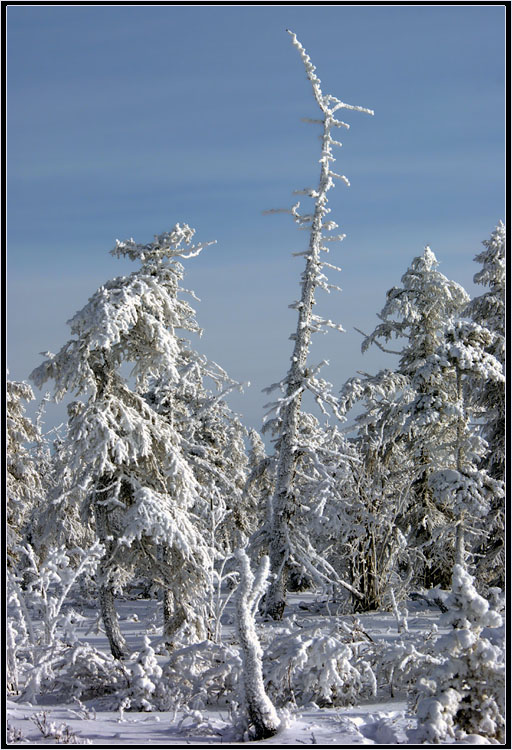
[
  {"xmin": 341, "ymin": 246, "xmax": 504, "ymax": 597},
  {"xmin": 410, "ymin": 565, "xmax": 505, "ymax": 744},
  {"xmin": 147, "ymin": 362, "xmax": 251, "ymax": 644},
  {"xmin": 262, "ymin": 30, "xmax": 373, "ymax": 619},
  {"xmin": 339, "ymin": 386, "xmax": 411, "ymax": 612},
  {"xmin": 425, "ymin": 319, "xmax": 505, "ymax": 571},
  {"xmin": 30, "ymin": 223, "xmax": 236, "ymax": 658},
  {"xmin": 465, "ymin": 222, "xmax": 506, "ymax": 590},
  {"xmin": 6, "ymin": 379, "xmax": 46, "ymax": 567}
]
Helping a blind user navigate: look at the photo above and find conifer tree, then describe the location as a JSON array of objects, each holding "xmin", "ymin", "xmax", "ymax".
[
  {"xmin": 263, "ymin": 30, "xmax": 373, "ymax": 619},
  {"xmin": 411, "ymin": 565, "xmax": 504, "ymax": 744},
  {"xmin": 348, "ymin": 246, "xmax": 504, "ymax": 594},
  {"xmin": 357, "ymin": 247, "xmax": 472, "ymax": 588},
  {"xmin": 339, "ymin": 369, "xmax": 412, "ymax": 609},
  {"xmin": 30, "ymin": 224, "xmax": 220, "ymax": 657},
  {"xmin": 6, "ymin": 379, "xmax": 45, "ymax": 567},
  {"xmin": 465, "ymin": 222, "xmax": 506, "ymax": 589},
  {"xmin": 148, "ymin": 360, "xmax": 251, "ymax": 643}
]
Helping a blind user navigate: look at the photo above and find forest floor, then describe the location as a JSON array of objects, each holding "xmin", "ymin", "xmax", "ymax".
[{"xmin": 5, "ymin": 592, "xmax": 477, "ymax": 746}]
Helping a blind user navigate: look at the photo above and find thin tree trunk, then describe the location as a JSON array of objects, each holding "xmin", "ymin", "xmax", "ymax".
[
  {"xmin": 94, "ymin": 490, "xmax": 127, "ymax": 659},
  {"xmin": 455, "ymin": 523, "xmax": 465, "ymax": 569},
  {"xmin": 266, "ymin": 116, "xmax": 329, "ymax": 621},
  {"xmin": 99, "ymin": 579, "xmax": 128, "ymax": 659},
  {"xmin": 236, "ymin": 551, "xmax": 280, "ymax": 740},
  {"xmin": 162, "ymin": 589, "xmax": 186, "ymax": 650}
]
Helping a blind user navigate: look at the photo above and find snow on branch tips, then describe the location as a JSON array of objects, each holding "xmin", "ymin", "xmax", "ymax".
[
  {"xmin": 111, "ymin": 222, "xmax": 216, "ymax": 266},
  {"xmin": 263, "ymin": 30, "xmax": 373, "ymax": 620}
]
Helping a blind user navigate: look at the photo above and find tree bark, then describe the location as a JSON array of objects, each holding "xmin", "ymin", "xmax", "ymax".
[
  {"xmin": 94, "ymin": 490, "xmax": 127, "ymax": 659},
  {"xmin": 99, "ymin": 580, "xmax": 128, "ymax": 659},
  {"xmin": 162, "ymin": 589, "xmax": 186, "ymax": 651}
]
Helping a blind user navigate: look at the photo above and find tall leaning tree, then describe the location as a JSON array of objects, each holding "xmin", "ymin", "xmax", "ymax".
[{"xmin": 264, "ymin": 31, "xmax": 373, "ymax": 620}]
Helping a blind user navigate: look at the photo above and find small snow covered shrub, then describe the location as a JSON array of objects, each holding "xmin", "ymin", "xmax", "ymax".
[
  {"xmin": 264, "ymin": 620, "xmax": 376, "ymax": 707},
  {"xmin": 49, "ymin": 642, "xmax": 129, "ymax": 702},
  {"xmin": 410, "ymin": 564, "xmax": 505, "ymax": 744},
  {"xmin": 6, "ymin": 542, "xmax": 119, "ymax": 704},
  {"xmin": 154, "ymin": 639, "xmax": 242, "ymax": 711},
  {"xmin": 126, "ymin": 636, "xmax": 163, "ymax": 711},
  {"xmin": 30, "ymin": 711, "xmax": 92, "ymax": 745}
]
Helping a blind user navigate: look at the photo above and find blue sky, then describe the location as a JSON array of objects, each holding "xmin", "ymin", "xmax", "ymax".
[{"xmin": 7, "ymin": 4, "xmax": 506, "ymax": 437}]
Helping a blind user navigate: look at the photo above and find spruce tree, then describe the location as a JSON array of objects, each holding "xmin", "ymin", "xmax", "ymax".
[
  {"xmin": 6, "ymin": 379, "xmax": 45, "ymax": 567},
  {"xmin": 465, "ymin": 222, "xmax": 506, "ymax": 589},
  {"xmin": 30, "ymin": 224, "xmax": 221, "ymax": 656}
]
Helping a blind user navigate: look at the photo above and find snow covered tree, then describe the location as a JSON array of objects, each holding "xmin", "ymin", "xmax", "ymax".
[
  {"xmin": 147, "ymin": 360, "xmax": 252, "ymax": 644},
  {"xmin": 235, "ymin": 549, "xmax": 280, "ymax": 740},
  {"xmin": 339, "ymin": 370, "xmax": 412, "ymax": 610},
  {"xmin": 148, "ymin": 361, "xmax": 251, "ymax": 559},
  {"xmin": 411, "ymin": 564, "xmax": 504, "ymax": 744},
  {"xmin": 263, "ymin": 30, "xmax": 373, "ymax": 619},
  {"xmin": 358, "ymin": 247, "xmax": 474, "ymax": 588},
  {"xmin": 30, "ymin": 224, "xmax": 220, "ymax": 658},
  {"xmin": 465, "ymin": 222, "xmax": 506, "ymax": 589},
  {"xmin": 465, "ymin": 221, "xmax": 506, "ymax": 480},
  {"xmin": 6, "ymin": 378, "xmax": 45, "ymax": 566},
  {"xmin": 425, "ymin": 319, "xmax": 505, "ymax": 571},
  {"xmin": 245, "ymin": 429, "xmax": 274, "ymax": 533}
]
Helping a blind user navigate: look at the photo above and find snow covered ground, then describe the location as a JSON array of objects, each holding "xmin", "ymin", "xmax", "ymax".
[
  {"xmin": 6, "ymin": 592, "xmax": 464, "ymax": 746},
  {"xmin": 6, "ymin": 698, "xmax": 414, "ymax": 745}
]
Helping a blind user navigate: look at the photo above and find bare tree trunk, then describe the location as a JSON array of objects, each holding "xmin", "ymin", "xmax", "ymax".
[
  {"xmin": 162, "ymin": 589, "xmax": 186, "ymax": 650},
  {"xmin": 455, "ymin": 523, "xmax": 465, "ymax": 569},
  {"xmin": 99, "ymin": 578, "xmax": 128, "ymax": 659}
]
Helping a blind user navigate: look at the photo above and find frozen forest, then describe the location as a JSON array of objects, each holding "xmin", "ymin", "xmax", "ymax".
[{"xmin": 6, "ymin": 30, "xmax": 506, "ymax": 746}]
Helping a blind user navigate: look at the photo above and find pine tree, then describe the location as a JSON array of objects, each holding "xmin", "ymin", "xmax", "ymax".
[
  {"xmin": 30, "ymin": 224, "xmax": 218, "ymax": 657},
  {"xmin": 358, "ymin": 247, "xmax": 474, "ymax": 588},
  {"xmin": 411, "ymin": 565, "xmax": 504, "ymax": 744},
  {"xmin": 339, "ymin": 369, "xmax": 412, "ymax": 609},
  {"xmin": 147, "ymin": 360, "xmax": 252, "ymax": 643},
  {"xmin": 6, "ymin": 379, "xmax": 45, "ymax": 566},
  {"xmin": 424, "ymin": 319, "xmax": 505, "ymax": 570},
  {"xmin": 263, "ymin": 30, "xmax": 373, "ymax": 619},
  {"xmin": 465, "ymin": 222, "xmax": 506, "ymax": 589}
]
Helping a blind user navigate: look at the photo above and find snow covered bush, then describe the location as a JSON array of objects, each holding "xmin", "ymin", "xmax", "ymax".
[
  {"xmin": 153, "ymin": 639, "xmax": 242, "ymax": 712},
  {"xmin": 263, "ymin": 619, "xmax": 376, "ymax": 708},
  {"xmin": 47, "ymin": 643, "xmax": 130, "ymax": 704},
  {"xmin": 409, "ymin": 564, "xmax": 505, "ymax": 744},
  {"xmin": 7, "ymin": 543, "xmax": 106, "ymax": 703},
  {"xmin": 125, "ymin": 636, "xmax": 163, "ymax": 711},
  {"xmin": 30, "ymin": 712, "xmax": 92, "ymax": 745}
]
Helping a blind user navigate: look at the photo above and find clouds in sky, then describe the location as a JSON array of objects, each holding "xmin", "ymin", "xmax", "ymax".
[{"xmin": 7, "ymin": 4, "xmax": 506, "ymax": 434}]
